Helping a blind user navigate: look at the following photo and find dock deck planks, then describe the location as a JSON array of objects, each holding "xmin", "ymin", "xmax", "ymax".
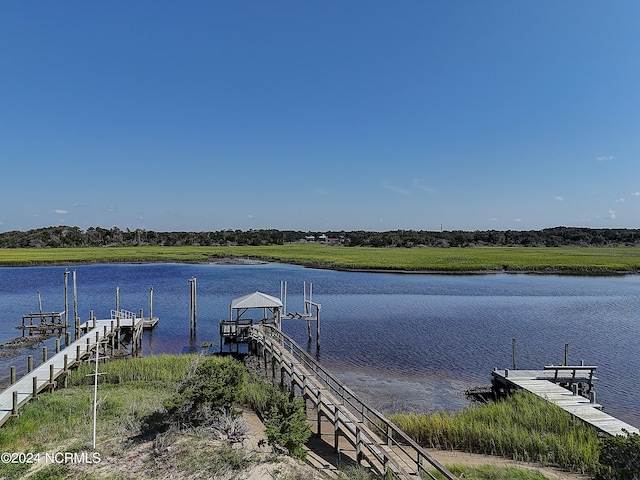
[
  {"xmin": 0, "ymin": 317, "xmax": 143, "ymax": 428},
  {"xmin": 492, "ymin": 369, "xmax": 639, "ymax": 436}
]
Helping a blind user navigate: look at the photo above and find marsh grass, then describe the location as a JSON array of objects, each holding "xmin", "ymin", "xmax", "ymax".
[
  {"xmin": 1, "ymin": 244, "xmax": 640, "ymax": 273},
  {"xmin": 67, "ymin": 354, "xmax": 195, "ymax": 387},
  {"xmin": 389, "ymin": 391, "xmax": 600, "ymax": 474},
  {"xmin": 431, "ymin": 465, "xmax": 552, "ymax": 480}
]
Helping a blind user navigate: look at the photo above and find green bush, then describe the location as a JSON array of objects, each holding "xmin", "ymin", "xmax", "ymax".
[
  {"xmin": 264, "ymin": 393, "xmax": 310, "ymax": 459},
  {"xmin": 244, "ymin": 373, "xmax": 310, "ymax": 458},
  {"xmin": 164, "ymin": 355, "xmax": 246, "ymax": 427},
  {"xmin": 597, "ymin": 431, "xmax": 640, "ymax": 480}
]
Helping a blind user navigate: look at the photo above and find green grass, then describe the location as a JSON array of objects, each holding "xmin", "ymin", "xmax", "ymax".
[
  {"xmin": 431, "ymin": 465, "xmax": 552, "ymax": 480},
  {"xmin": 1, "ymin": 244, "xmax": 640, "ymax": 273},
  {"xmin": 389, "ymin": 391, "xmax": 600, "ymax": 474}
]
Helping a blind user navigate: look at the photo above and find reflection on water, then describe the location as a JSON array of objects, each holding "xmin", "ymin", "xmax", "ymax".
[{"xmin": 0, "ymin": 263, "xmax": 639, "ymax": 426}]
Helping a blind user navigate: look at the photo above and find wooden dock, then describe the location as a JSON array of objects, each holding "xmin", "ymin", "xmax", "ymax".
[
  {"xmin": 491, "ymin": 367, "xmax": 639, "ymax": 436},
  {"xmin": 249, "ymin": 325, "xmax": 457, "ymax": 480},
  {"xmin": 0, "ymin": 312, "xmax": 147, "ymax": 428}
]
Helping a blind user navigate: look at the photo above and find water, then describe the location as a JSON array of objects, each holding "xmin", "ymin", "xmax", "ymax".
[{"xmin": 1, "ymin": 263, "xmax": 638, "ymax": 426}]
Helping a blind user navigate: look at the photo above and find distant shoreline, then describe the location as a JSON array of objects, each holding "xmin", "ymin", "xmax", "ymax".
[
  {"xmin": 1, "ymin": 258, "xmax": 631, "ymax": 277},
  {"xmin": 1, "ymin": 245, "xmax": 639, "ymax": 276}
]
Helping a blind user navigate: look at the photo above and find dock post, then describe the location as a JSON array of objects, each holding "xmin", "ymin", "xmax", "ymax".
[
  {"xmin": 32, "ymin": 376, "xmax": 38, "ymax": 398},
  {"xmin": 189, "ymin": 277, "xmax": 197, "ymax": 335},
  {"xmin": 590, "ymin": 390, "xmax": 597, "ymax": 404},
  {"xmin": 316, "ymin": 310, "xmax": 321, "ymax": 349},
  {"xmin": 12, "ymin": 391, "xmax": 18, "ymax": 415},
  {"xmin": 317, "ymin": 391, "xmax": 323, "ymax": 437},
  {"xmin": 10, "ymin": 366, "xmax": 15, "ymax": 384},
  {"xmin": 64, "ymin": 269, "xmax": 69, "ymax": 327},
  {"xmin": 76, "ymin": 345, "xmax": 81, "ymax": 362},
  {"xmin": 72, "ymin": 270, "xmax": 78, "ymax": 332},
  {"xmin": 63, "ymin": 356, "xmax": 69, "ymax": 388},
  {"xmin": 42, "ymin": 346, "xmax": 47, "ymax": 362},
  {"xmin": 65, "ymin": 331, "xmax": 71, "ymax": 347},
  {"xmin": 86, "ymin": 337, "xmax": 90, "ymax": 353},
  {"xmin": 27, "ymin": 355, "xmax": 33, "ymax": 373},
  {"xmin": 49, "ymin": 364, "xmax": 54, "ymax": 387},
  {"xmin": 56, "ymin": 338, "xmax": 60, "ymax": 354}
]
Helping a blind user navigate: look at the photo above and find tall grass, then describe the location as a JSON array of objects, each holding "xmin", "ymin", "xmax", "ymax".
[
  {"xmin": 67, "ymin": 354, "xmax": 195, "ymax": 387},
  {"xmin": 389, "ymin": 391, "xmax": 600, "ymax": 474}
]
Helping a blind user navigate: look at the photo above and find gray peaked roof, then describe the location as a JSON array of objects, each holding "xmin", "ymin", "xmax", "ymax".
[{"xmin": 230, "ymin": 291, "xmax": 283, "ymax": 310}]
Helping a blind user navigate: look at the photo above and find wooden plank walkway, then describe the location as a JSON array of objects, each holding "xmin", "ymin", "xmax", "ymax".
[
  {"xmin": 491, "ymin": 368, "xmax": 639, "ymax": 436},
  {"xmin": 250, "ymin": 325, "xmax": 457, "ymax": 480},
  {"xmin": 0, "ymin": 316, "xmax": 142, "ymax": 428}
]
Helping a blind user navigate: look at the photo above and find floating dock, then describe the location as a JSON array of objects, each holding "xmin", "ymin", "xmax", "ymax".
[{"xmin": 492, "ymin": 366, "xmax": 639, "ymax": 436}]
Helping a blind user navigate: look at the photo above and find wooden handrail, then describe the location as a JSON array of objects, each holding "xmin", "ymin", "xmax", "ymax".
[{"xmin": 252, "ymin": 325, "xmax": 457, "ymax": 480}]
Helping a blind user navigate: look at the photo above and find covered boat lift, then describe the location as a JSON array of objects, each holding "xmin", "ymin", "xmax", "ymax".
[{"xmin": 219, "ymin": 291, "xmax": 283, "ymax": 352}]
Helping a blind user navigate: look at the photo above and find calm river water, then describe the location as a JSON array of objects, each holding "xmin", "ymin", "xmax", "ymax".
[{"xmin": 0, "ymin": 263, "xmax": 638, "ymax": 426}]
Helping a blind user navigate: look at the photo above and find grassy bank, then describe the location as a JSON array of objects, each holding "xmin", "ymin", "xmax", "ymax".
[
  {"xmin": 390, "ymin": 391, "xmax": 601, "ymax": 474},
  {"xmin": 0, "ymin": 354, "xmax": 324, "ymax": 480},
  {"xmin": 1, "ymin": 244, "xmax": 640, "ymax": 273},
  {"xmin": 0, "ymin": 354, "xmax": 582, "ymax": 480}
]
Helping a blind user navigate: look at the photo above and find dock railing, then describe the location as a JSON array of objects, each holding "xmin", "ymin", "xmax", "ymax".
[{"xmin": 256, "ymin": 325, "xmax": 456, "ymax": 480}]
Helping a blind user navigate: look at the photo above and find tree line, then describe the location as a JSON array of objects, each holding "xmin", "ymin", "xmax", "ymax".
[{"xmin": 1, "ymin": 225, "xmax": 640, "ymax": 248}]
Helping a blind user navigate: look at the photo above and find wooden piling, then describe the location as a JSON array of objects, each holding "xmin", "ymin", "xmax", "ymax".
[
  {"xmin": 56, "ymin": 338, "xmax": 60, "ymax": 354},
  {"xmin": 28, "ymin": 355, "xmax": 33, "ymax": 373},
  {"xmin": 189, "ymin": 277, "xmax": 197, "ymax": 334},
  {"xmin": 10, "ymin": 366, "xmax": 15, "ymax": 385}
]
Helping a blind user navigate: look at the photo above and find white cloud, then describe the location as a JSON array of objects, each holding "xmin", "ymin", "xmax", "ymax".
[
  {"xmin": 412, "ymin": 179, "xmax": 436, "ymax": 194},
  {"xmin": 632, "ymin": 192, "xmax": 640, "ymax": 197},
  {"xmin": 104, "ymin": 206, "xmax": 116, "ymax": 212},
  {"xmin": 615, "ymin": 198, "xmax": 625, "ymax": 203},
  {"xmin": 382, "ymin": 181, "xmax": 411, "ymax": 196},
  {"xmin": 513, "ymin": 218, "xmax": 522, "ymax": 223},
  {"xmin": 488, "ymin": 218, "xmax": 498, "ymax": 222},
  {"xmin": 596, "ymin": 155, "xmax": 614, "ymax": 161},
  {"xmin": 606, "ymin": 209, "xmax": 616, "ymax": 220},
  {"xmin": 553, "ymin": 196, "xmax": 565, "ymax": 202},
  {"xmin": 54, "ymin": 209, "xmax": 68, "ymax": 214}
]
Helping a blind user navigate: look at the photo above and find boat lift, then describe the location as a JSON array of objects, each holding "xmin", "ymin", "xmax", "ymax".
[{"xmin": 280, "ymin": 281, "xmax": 321, "ymax": 346}]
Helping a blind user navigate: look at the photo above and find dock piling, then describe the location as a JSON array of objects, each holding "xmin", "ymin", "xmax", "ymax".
[
  {"xmin": 27, "ymin": 356, "xmax": 33, "ymax": 373},
  {"xmin": 10, "ymin": 366, "xmax": 15, "ymax": 385}
]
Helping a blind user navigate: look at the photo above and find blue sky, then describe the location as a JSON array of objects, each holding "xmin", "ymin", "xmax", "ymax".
[{"xmin": 1, "ymin": 1, "xmax": 639, "ymax": 233}]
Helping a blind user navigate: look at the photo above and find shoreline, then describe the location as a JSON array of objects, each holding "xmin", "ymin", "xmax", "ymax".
[{"xmin": 0, "ymin": 256, "xmax": 636, "ymax": 276}]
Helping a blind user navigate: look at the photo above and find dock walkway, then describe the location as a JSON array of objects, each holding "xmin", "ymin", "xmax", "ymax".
[
  {"xmin": 492, "ymin": 368, "xmax": 639, "ymax": 436},
  {"xmin": 0, "ymin": 315, "xmax": 143, "ymax": 428},
  {"xmin": 250, "ymin": 325, "xmax": 457, "ymax": 480}
]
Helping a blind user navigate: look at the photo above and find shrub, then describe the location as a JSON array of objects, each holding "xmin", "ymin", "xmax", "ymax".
[
  {"xmin": 597, "ymin": 431, "xmax": 640, "ymax": 480},
  {"xmin": 164, "ymin": 356, "xmax": 246, "ymax": 427}
]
